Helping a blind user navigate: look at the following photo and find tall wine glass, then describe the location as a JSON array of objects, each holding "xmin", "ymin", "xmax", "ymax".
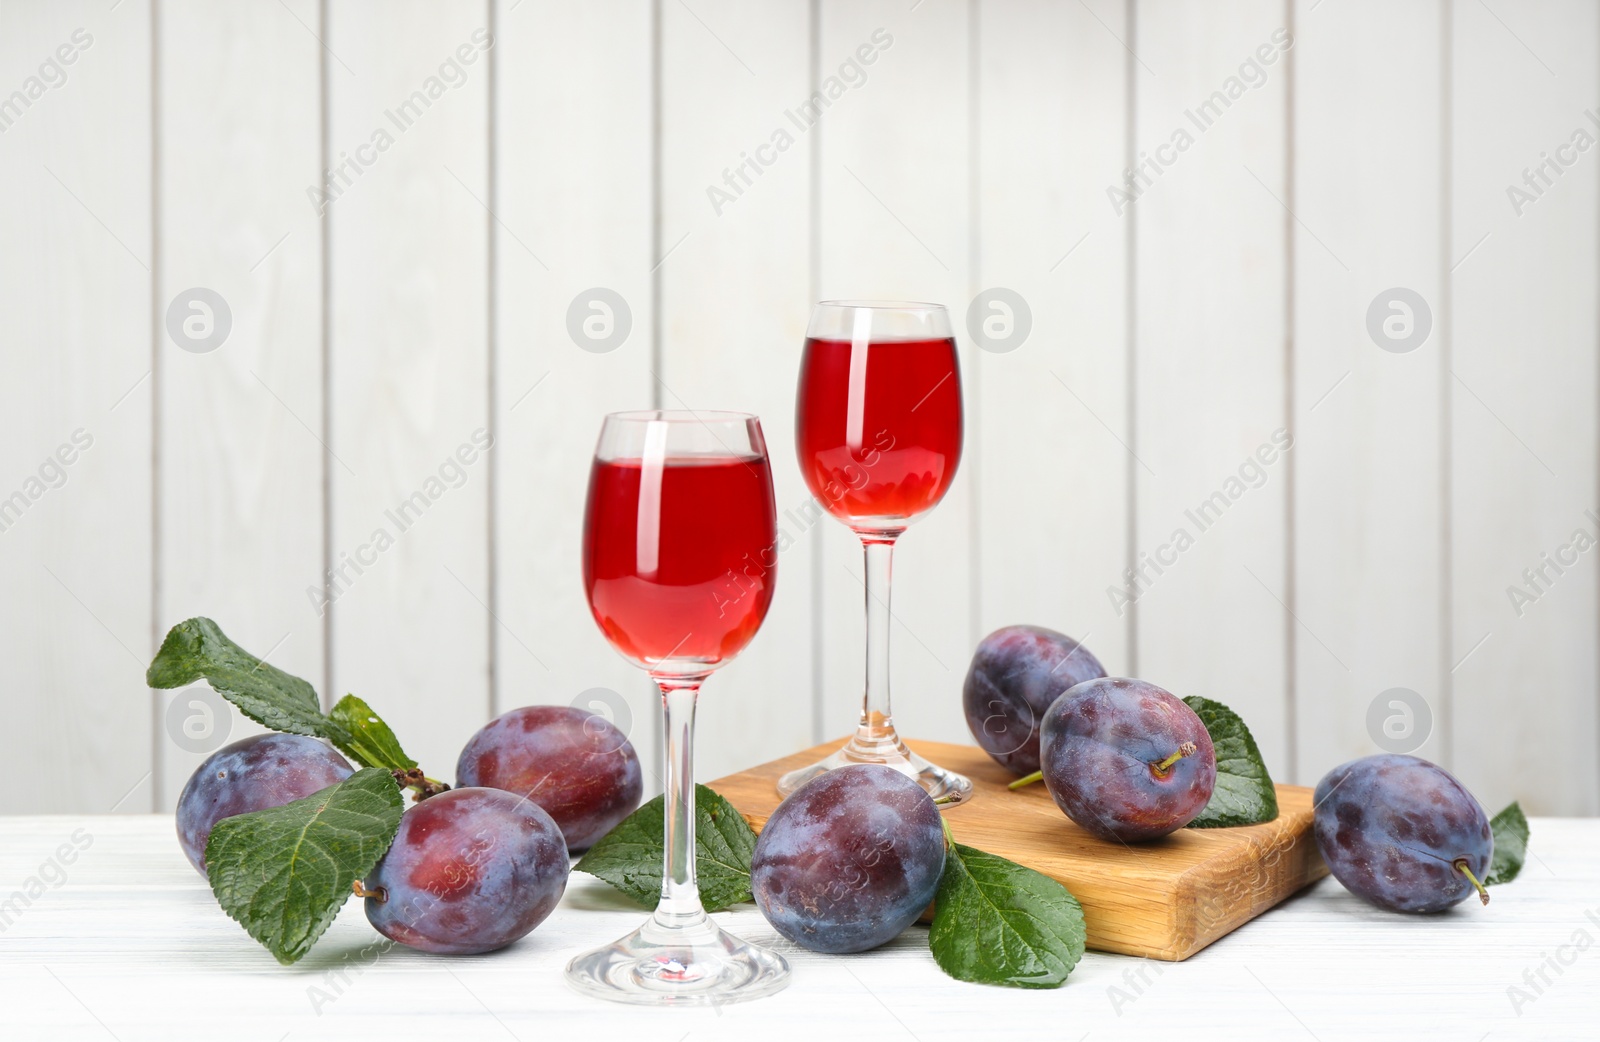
[
  {"xmin": 778, "ymin": 301, "xmax": 973, "ymax": 804},
  {"xmin": 565, "ymin": 410, "xmax": 790, "ymax": 1005}
]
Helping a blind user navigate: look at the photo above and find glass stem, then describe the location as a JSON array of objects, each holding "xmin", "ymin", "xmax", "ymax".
[
  {"xmin": 858, "ymin": 536, "xmax": 899, "ymax": 749},
  {"xmin": 653, "ymin": 675, "xmax": 705, "ymax": 925}
]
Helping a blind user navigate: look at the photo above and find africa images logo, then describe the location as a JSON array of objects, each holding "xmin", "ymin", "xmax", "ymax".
[{"xmin": 705, "ymin": 29, "xmax": 893, "ymax": 216}]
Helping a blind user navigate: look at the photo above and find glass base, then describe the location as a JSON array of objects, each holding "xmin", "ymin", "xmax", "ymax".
[
  {"xmin": 776, "ymin": 727, "xmax": 974, "ymax": 804},
  {"xmin": 565, "ymin": 910, "xmax": 790, "ymax": 1007}
]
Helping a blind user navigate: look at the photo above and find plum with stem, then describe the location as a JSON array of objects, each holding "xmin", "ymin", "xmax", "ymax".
[
  {"xmin": 1313, "ymin": 754, "xmax": 1493, "ymax": 913},
  {"xmin": 1034, "ymin": 677, "xmax": 1216, "ymax": 842}
]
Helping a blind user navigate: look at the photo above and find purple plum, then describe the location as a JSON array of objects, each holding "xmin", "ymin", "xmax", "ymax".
[
  {"xmin": 456, "ymin": 705, "xmax": 642, "ymax": 852},
  {"xmin": 751, "ymin": 765, "xmax": 946, "ymax": 954},
  {"xmin": 1313, "ymin": 754, "xmax": 1493, "ymax": 913},
  {"xmin": 963, "ymin": 625, "xmax": 1106, "ymax": 775},
  {"xmin": 362, "ymin": 787, "xmax": 569, "ymax": 954},
  {"xmin": 176, "ymin": 733, "xmax": 354, "ymax": 875},
  {"xmin": 1039, "ymin": 677, "xmax": 1216, "ymax": 842}
]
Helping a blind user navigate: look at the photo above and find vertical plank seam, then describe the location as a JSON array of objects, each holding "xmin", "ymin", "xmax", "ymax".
[
  {"xmin": 1595, "ymin": 0, "xmax": 1600, "ymax": 813},
  {"xmin": 808, "ymin": 0, "xmax": 824, "ymax": 746},
  {"xmin": 148, "ymin": 0, "xmax": 164, "ymax": 812},
  {"xmin": 967, "ymin": 0, "xmax": 981, "ymax": 655},
  {"xmin": 319, "ymin": 0, "xmax": 334, "ymax": 714},
  {"xmin": 1438, "ymin": 0, "xmax": 1454, "ymax": 772},
  {"xmin": 1282, "ymin": 0, "xmax": 1298, "ymax": 785},
  {"xmin": 485, "ymin": 0, "xmax": 499, "ymax": 719},
  {"xmin": 1124, "ymin": 0, "xmax": 1139, "ymax": 677},
  {"xmin": 649, "ymin": 0, "xmax": 665, "ymax": 768},
  {"xmin": 650, "ymin": 0, "xmax": 664, "ymax": 407}
]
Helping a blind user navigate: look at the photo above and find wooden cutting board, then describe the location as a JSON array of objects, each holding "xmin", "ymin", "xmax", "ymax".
[{"xmin": 712, "ymin": 738, "xmax": 1328, "ymax": 961}]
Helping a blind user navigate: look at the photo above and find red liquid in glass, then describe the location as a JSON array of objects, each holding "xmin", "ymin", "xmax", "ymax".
[
  {"xmin": 795, "ymin": 337, "xmax": 963, "ymax": 525},
  {"xmin": 583, "ymin": 455, "xmax": 777, "ymax": 671}
]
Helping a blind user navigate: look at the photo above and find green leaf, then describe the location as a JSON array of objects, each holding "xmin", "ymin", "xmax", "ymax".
[
  {"xmin": 1486, "ymin": 801, "xmax": 1529, "ymax": 886},
  {"xmin": 929, "ymin": 841, "xmax": 1086, "ymax": 989},
  {"xmin": 205, "ymin": 768, "xmax": 403, "ymax": 965},
  {"xmin": 1183, "ymin": 695, "xmax": 1279, "ymax": 828},
  {"xmin": 327, "ymin": 693, "xmax": 417, "ymax": 771},
  {"xmin": 147, "ymin": 617, "xmax": 344, "ymax": 742},
  {"xmin": 576, "ymin": 784, "xmax": 756, "ymax": 912}
]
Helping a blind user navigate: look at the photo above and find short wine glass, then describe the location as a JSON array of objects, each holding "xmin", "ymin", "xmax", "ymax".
[
  {"xmin": 778, "ymin": 301, "xmax": 973, "ymax": 804},
  {"xmin": 564, "ymin": 410, "xmax": 790, "ymax": 1006}
]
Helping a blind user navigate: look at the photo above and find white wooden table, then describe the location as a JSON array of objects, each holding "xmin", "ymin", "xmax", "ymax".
[{"xmin": 1, "ymin": 816, "xmax": 1593, "ymax": 1041}]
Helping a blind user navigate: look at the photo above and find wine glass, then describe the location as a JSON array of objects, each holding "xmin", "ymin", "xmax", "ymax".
[
  {"xmin": 777, "ymin": 301, "xmax": 973, "ymax": 804},
  {"xmin": 565, "ymin": 410, "xmax": 790, "ymax": 1006}
]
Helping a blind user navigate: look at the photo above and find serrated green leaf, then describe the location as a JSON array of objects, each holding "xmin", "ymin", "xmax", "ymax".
[
  {"xmin": 929, "ymin": 841, "xmax": 1086, "ymax": 989},
  {"xmin": 1183, "ymin": 695, "xmax": 1278, "ymax": 828},
  {"xmin": 1486, "ymin": 801, "xmax": 1529, "ymax": 886},
  {"xmin": 327, "ymin": 693, "xmax": 417, "ymax": 771},
  {"xmin": 147, "ymin": 617, "xmax": 349, "ymax": 744},
  {"xmin": 205, "ymin": 768, "xmax": 403, "ymax": 965},
  {"xmin": 576, "ymin": 784, "xmax": 755, "ymax": 912}
]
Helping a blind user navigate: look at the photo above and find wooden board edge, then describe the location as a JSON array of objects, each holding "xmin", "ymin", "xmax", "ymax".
[
  {"xmin": 1165, "ymin": 792, "xmax": 1330, "ymax": 960},
  {"xmin": 737, "ymin": 809, "xmax": 772, "ymax": 833},
  {"xmin": 732, "ymin": 784, "xmax": 1329, "ymax": 962}
]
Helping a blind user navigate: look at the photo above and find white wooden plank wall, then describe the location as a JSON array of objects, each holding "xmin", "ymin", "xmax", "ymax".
[
  {"xmin": 325, "ymin": 0, "xmax": 493, "ymax": 783},
  {"xmin": 1134, "ymin": 0, "xmax": 1292, "ymax": 782},
  {"xmin": 976, "ymin": 0, "xmax": 1131, "ymax": 683},
  {"xmin": 1450, "ymin": 0, "xmax": 1600, "ymax": 815},
  {"xmin": 659, "ymin": 0, "xmax": 815, "ymax": 782},
  {"xmin": 155, "ymin": 0, "xmax": 324, "ymax": 807},
  {"xmin": 817, "ymin": 0, "xmax": 976, "ymax": 748},
  {"xmin": 1291, "ymin": 0, "xmax": 1448, "ymax": 803},
  {"xmin": 493, "ymin": 0, "xmax": 662, "ymax": 786},
  {"xmin": 1, "ymin": 1, "xmax": 153, "ymax": 814},
  {"xmin": 1, "ymin": 0, "xmax": 1595, "ymax": 816}
]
